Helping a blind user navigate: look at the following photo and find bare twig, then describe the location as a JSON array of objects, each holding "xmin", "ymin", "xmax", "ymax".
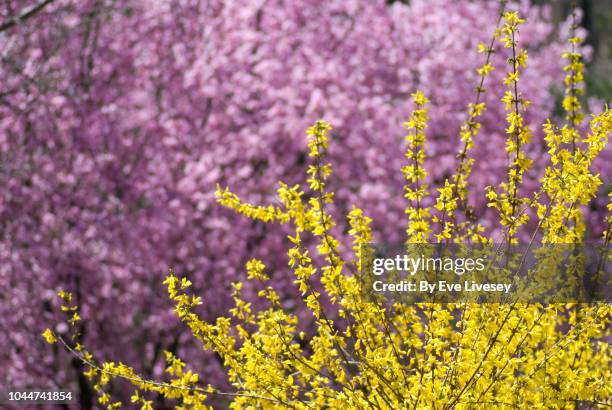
[{"xmin": 0, "ymin": 0, "xmax": 55, "ymax": 33}]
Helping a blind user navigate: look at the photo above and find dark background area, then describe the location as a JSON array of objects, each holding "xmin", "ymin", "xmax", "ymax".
[{"xmin": 544, "ymin": 0, "xmax": 611, "ymax": 101}]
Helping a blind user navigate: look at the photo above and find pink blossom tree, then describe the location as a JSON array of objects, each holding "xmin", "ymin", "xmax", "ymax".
[{"xmin": 1, "ymin": 0, "xmax": 605, "ymax": 407}]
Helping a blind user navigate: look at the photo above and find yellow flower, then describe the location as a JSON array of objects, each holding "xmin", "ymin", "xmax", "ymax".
[{"xmin": 42, "ymin": 328, "xmax": 57, "ymax": 344}]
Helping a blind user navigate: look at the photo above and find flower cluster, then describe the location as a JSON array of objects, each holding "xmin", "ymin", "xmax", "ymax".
[
  {"xmin": 486, "ymin": 12, "xmax": 533, "ymax": 241},
  {"xmin": 2, "ymin": 0, "xmax": 605, "ymax": 403},
  {"xmin": 45, "ymin": 9, "xmax": 612, "ymax": 409},
  {"xmin": 403, "ymin": 91, "xmax": 431, "ymax": 243}
]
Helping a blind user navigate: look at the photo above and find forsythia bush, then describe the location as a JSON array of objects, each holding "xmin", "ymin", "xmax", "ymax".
[{"xmin": 45, "ymin": 10, "xmax": 610, "ymax": 410}]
